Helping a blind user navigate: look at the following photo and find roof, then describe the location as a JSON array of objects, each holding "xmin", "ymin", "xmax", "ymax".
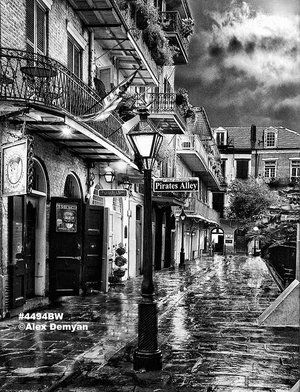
[{"xmin": 213, "ymin": 126, "xmax": 300, "ymax": 150}]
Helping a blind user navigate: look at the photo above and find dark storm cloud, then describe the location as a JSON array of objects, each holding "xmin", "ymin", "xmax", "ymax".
[
  {"xmin": 175, "ymin": 0, "xmax": 300, "ymax": 131},
  {"xmin": 228, "ymin": 36, "xmax": 243, "ymax": 52}
]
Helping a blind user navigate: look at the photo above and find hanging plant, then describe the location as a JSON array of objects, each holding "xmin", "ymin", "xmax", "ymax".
[
  {"xmin": 181, "ymin": 18, "xmax": 195, "ymax": 39},
  {"xmin": 142, "ymin": 23, "xmax": 175, "ymax": 66}
]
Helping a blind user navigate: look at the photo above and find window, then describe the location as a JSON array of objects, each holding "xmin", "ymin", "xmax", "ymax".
[
  {"xmin": 236, "ymin": 160, "xmax": 249, "ymax": 179},
  {"xmin": 26, "ymin": 0, "xmax": 48, "ymax": 55},
  {"xmin": 221, "ymin": 160, "xmax": 226, "ymax": 177},
  {"xmin": 265, "ymin": 131, "xmax": 276, "ymax": 148},
  {"xmin": 67, "ymin": 36, "xmax": 82, "ymax": 78},
  {"xmin": 264, "ymin": 160, "xmax": 276, "ymax": 178},
  {"xmin": 216, "ymin": 132, "xmax": 226, "ymax": 146},
  {"xmin": 291, "ymin": 160, "xmax": 300, "ymax": 180}
]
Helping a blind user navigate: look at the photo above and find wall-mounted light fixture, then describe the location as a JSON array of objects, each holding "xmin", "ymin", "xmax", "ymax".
[
  {"xmin": 100, "ymin": 165, "xmax": 115, "ymax": 183},
  {"xmin": 119, "ymin": 176, "xmax": 132, "ymax": 191}
]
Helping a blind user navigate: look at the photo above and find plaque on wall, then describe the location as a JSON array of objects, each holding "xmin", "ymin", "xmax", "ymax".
[
  {"xmin": 2, "ymin": 139, "xmax": 28, "ymax": 196},
  {"xmin": 56, "ymin": 203, "xmax": 78, "ymax": 232}
]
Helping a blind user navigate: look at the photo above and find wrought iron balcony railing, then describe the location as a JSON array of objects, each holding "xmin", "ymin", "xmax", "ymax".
[
  {"xmin": 0, "ymin": 48, "xmax": 130, "ymax": 154},
  {"xmin": 184, "ymin": 197, "xmax": 220, "ymax": 224},
  {"xmin": 148, "ymin": 92, "xmax": 185, "ymax": 119},
  {"xmin": 160, "ymin": 11, "xmax": 189, "ymax": 47}
]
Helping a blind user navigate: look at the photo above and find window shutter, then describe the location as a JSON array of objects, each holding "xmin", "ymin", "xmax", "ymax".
[
  {"xmin": 73, "ymin": 46, "xmax": 81, "ymax": 77},
  {"xmin": 67, "ymin": 38, "xmax": 73, "ymax": 73},
  {"xmin": 26, "ymin": 0, "xmax": 35, "ymax": 49},
  {"xmin": 36, "ymin": 3, "xmax": 46, "ymax": 54}
]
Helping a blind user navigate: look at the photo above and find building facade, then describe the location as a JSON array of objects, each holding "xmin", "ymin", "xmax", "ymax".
[
  {"xmin": 213, "ymin": 125, "xmax": 300, "ymax": 254},
  {"xmin": 0, "ymin": 0, "xmax": 198, "ymax": 317}
]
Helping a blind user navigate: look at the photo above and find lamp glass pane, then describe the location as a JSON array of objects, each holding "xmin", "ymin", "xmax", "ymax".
[{"xmin": 130, "ymin": 134, "xmax": 155, "ymax": 158}]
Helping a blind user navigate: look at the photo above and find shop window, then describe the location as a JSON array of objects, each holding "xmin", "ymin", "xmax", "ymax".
[
  {"xmin": 291, "ymin": 160, "xmax": 300, "ymax": 180},
  {"xmin": 26, "ymin": 0, "xmax": 48, "ymax": 55},
  {"xmin": 264, "ymin": 160, "xmax": 276, "ymax": 178},
  {"xmin": 236, "ymin": 160, "xmax": 249, "ymax": 179},
  {"xmin": 67, "ymin": 36, "xmax": 82, "ymax": 78}
]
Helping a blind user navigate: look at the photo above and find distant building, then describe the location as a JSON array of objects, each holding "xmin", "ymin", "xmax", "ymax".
[{"xmin": 212, "ymin": 125, "xmax": 300, "ymax": 254}]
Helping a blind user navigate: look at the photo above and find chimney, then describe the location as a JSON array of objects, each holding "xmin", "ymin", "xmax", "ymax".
[{"xmin": 250, "ymin": 124, "xmax": 256, "ymax": 149}]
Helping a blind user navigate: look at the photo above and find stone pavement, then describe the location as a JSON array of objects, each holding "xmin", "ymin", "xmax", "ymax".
[
  {"xmin": 0, "ymin": 258, "xmax": 203, "ymax": 391},
  {"xmin": 0, "ymin": 255, "xmax": 299, "ymax": 392}
]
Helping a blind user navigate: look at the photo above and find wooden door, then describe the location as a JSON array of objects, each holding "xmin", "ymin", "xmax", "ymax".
[
  {"xmin": 49, "ymin": 198, "xmax": 82, "ymax": 296},
  {"xmin": 25, "ymin": 198, "xmax": 37, "ymax": 298},
  {"xmin": 235, "ymin": 229, "xmax": 246, "ymax": 253},
  {"xmin": 9, "ymin": 196, "xmax": 26, "ymax": 308},
  {"xmin": 83, "ymin": 204, "xmax": 104, "ymax": 291}
]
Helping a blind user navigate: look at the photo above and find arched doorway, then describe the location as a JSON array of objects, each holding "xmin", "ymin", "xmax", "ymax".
[
  {"xmin": 234, "ymin": 228, "xmax": 247, "ymax": 253},
  {"xmin": 211, "ymin": 227, "xmax": 224, "ymax": 254}
]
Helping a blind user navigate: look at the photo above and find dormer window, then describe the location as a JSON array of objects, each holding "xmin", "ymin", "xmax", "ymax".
[
  {"xmin": 264, "ymin": 128, "xmax": 277, "ymax": 148},
  {"xmin": 215, "ymin": 129, "xmax": 227, "ymax": 146}
]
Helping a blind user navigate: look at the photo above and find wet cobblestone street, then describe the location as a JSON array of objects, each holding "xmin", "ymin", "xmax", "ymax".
[{"xmin": 0, "ymin": 255, "xmax": 299, "ymax": 391}]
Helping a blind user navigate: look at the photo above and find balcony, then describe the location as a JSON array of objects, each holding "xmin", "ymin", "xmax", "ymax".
[
  {"xmin": 144, "ymin": 92, "xmax": 186, "ymax": 134},
  {"xmin": 176, "ymin": 135, "xmax": 222, "ymax": 190},
  {"xmin": 160, "ymin": 11, "xmax": 189, "ymax": 64},
  {"xmin": 0, "ymin": 48, "xmax": 131, "ymax": 160},
  {"xmin": 68, "ymin": 0, "xmax": 159, "ymax": 85},
  {"xmin": 184, "ymin": 197, "xmax": 220, "ymax": 225}
]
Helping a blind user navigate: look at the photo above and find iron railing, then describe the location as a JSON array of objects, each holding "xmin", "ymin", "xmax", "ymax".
[
  {"xmin": 0, "ymin": 48, "xmax": 130, "ymax": 154},
  {"xmin": 148, "ymin": 92, "xmax": 185, "ymax": 122},
  {"xmin": 184, "ymin": 197, "xmax": 220, "ymax": 224},
  {"xmin": 160, "ymin": 11, "xmax": 189, "ymax": 48}
]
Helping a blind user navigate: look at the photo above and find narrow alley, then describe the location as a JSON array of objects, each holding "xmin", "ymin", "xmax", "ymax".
[{"xmin": 0, "ymin": 255, "xmax": 298, "ymax": 391}]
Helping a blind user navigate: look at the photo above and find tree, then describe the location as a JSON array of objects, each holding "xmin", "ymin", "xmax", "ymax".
[
  {"xmin": 226, "ymin": 178, "xmax": 297, "ymax": 256},
  {"xmin": 226, "ymin": 178, "xmax": 278, "ymax": 224}
]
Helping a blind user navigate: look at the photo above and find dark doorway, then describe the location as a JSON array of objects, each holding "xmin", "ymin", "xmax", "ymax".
[
  {"xmin": 211, "ymin": 227, "xmax": 224, "ymax": 254},
  {"xmin": 49, "ymin": 198, "xmax": 83, "ymax": 296},
  {"xmin": 235, "ymin": 229, "xmax": 247, "ymax": 253},
  {"xmin": 25, "ymin": 198, "xmax": 37, "ymax": 298},
  {"xmin": 83, "ymin": 204, "xmax": 104, "ymax": 291}
]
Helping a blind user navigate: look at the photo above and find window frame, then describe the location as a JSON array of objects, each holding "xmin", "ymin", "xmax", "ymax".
[
  {"xmin": 264, "ymin": 130, "xmax": 277, "ymax": 148},
  {"xmin": 26, "ymin": 0, "xmax": 48, "ymax": 56},
  {"xmin": 67, "ymin": 35, "xmax": 83, "ymax": 79},
  {"xmin": 235, "ymin": 159, "xmax": 249, "ymax": 179},
  {"xmin": 290, "ymin": 159, "xmax": 300, "ymax": 180},
  {"xmin": 215, "ymin": 131, "xmax": 227, "ymax": 146},
  {"xmin": 264, "ymin": 160, "xmax": 277, "ymax": 179}
]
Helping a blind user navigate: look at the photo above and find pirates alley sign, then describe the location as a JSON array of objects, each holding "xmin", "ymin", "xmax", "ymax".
[{"xmin": 154, "ymin": 177, "xmax": 199, "ymax": 193}]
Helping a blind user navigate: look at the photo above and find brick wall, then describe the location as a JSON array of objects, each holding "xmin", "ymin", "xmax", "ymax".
[
  {"xmin": 253, "ymin": 151, "xmax": 300, "ymax": 179},
  {"xmin": 0, "ymin": 0, "xmax": 26, "ymax": 49}
]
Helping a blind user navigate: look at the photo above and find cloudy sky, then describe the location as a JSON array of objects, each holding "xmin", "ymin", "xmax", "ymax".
[{"xmin": 175, "ymin": 0, "xmax": 300, "ymax": 131}]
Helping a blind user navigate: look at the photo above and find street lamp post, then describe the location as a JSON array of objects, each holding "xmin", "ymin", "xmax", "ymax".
[
  {"xmin": 126, "ymin": 108, "xmax": 163, "ymax": 371},
  {"xmin": 179, "ymin": 208, "xmax": 186, "ymax": 269}
]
